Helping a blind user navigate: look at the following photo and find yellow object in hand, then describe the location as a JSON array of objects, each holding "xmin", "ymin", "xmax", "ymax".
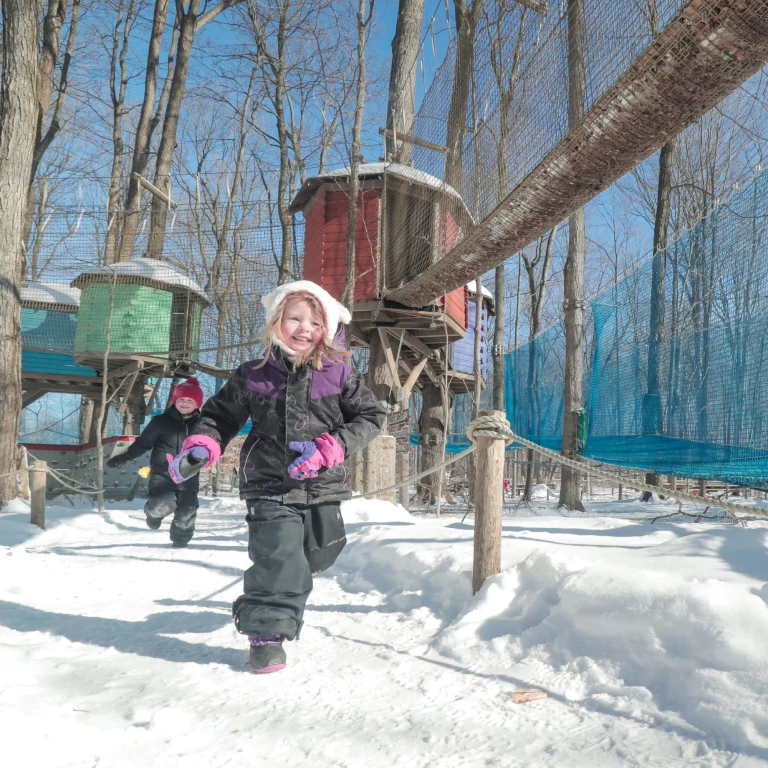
[{"xmin": 138, "ymin": 466, "xmax": 151, "ymax": 479}]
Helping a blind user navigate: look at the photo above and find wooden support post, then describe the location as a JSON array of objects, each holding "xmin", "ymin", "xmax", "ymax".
[
  {"xmin": 377, "ymin": 329, "xmax": 402, "ymax": 390},
  {"xmin": 397, "ymin": 451, "xmax": 410, "ymax": 510},
  {"xmin": 472, "ymin": 410, "xmax": 506, "ymax": 595},
  {"xmin": 30, "ymin": 460, "xmax": 47, "ymax": 530},
  {"xmin": 400, "ymin": 357, "xmax": 428, "ymax": 405}
]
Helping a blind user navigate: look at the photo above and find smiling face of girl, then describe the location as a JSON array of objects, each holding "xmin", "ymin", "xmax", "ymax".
[{"xmin": 279, "ymin": 296, "xmax": 325, "ymax": 353}]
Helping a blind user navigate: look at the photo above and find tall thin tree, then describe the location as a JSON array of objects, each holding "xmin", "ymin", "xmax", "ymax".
[
  {"xmin": 0, "ymin": 0, "xmax": 39, "ymax": 505},
  {"xmin": 558, "ymin": 0, "xmax": 586, "ymax": 511}
]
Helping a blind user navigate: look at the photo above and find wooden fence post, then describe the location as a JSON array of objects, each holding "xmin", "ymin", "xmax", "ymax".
[
  {"xmin": 472, "ymin": 410, "xmax": 506, "ymax": 595},
  {"xmin": 30, "ymin": 460, "xmax": 47, "ymax": 530}
]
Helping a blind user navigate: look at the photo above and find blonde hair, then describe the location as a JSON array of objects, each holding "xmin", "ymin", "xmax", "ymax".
[{"xmin": 260, "ymin": 291, "xmax": 351, "ymax": 370}]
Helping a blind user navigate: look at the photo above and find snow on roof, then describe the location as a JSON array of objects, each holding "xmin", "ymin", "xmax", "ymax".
[
  {"xmin": 466, "ymin": 279, "xmax": 494, "ymax": 302},
  {"xmin": 289, "ymin": 162, "xmax": 473, "ymax": 225},
  {"xmin": 22, "ymin": 281, "xmax": 81, "ymax": 309},
  {"xmin": 71, "ymin": 258, "xmax": 208, "ymax": 302}
]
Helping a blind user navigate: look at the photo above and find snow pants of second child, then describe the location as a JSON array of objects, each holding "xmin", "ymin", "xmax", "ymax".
[
  {"xmin": 232, "ymin": 499, "xmax": 347, "ymax": 641},
  {"xmin": 145, "ymin": 482, "xmax": 199, "ymax": 545}
]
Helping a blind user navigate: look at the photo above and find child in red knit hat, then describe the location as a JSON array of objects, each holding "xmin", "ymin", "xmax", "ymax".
[{"xmin": 107, "ymin": 377, "xmax": 206, "ymax": 547}]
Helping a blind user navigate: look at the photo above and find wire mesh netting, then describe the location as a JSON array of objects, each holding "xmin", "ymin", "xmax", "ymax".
[
  {"xmin": 21, "ymin": 207, "xmax": 302, "ymax": 373},
  {"xmin": 506, "ymin": 170, "xmax": 768, "ymax": 487},
  {"xmin": 386, "ymin": 0, "xmax": 768, "ymax": 305},
  {"xmin": 410, "ymin": 0, "xmax": 689, "ymax": 220}
]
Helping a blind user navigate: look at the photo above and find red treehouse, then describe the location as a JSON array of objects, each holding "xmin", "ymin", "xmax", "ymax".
[{"xmin": 289, "ymin": 162, "xmax": 488, "ymax": 398}]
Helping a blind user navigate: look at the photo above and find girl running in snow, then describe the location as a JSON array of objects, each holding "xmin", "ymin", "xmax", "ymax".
[
  {"xmin": 166, "ymin": 281, "xmax": 386, "ymax": 673},
  {"xmin": 107, "ymin": 377, "xmax": 205, "ymax": 548}
]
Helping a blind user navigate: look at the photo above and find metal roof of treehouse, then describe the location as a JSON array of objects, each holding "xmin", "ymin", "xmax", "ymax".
[
  {"xmin": 289, "ymin": 162, "xmax": 474, "ymax": 229},
  {"xmin": 21, "ymin": 282, "xmax": 81, "ymax": 312},
  {"xmin": 70, "ymin": 258, "xmax": 209, "ymax": 304}
]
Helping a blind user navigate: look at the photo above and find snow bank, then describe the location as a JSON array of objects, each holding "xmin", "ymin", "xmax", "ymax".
[
  {"xmin": 2, "ymin": 495, "xmax": 768, "ymax": 765},
  {"xmin": 529, "ymin": 483, "xmax": 556, "ymax": 499},
  {"xmin": 433, "ymin": 548, "xmax": 768, "ymax": 751},
  {"xmin": 341, "ymin": 497, "xmax": 413, "ymax": 524}
]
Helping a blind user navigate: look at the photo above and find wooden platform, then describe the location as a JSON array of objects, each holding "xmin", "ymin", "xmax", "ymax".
[
  {"xmin": 347, "ymin": 301, "xmax": 483, "ymax": 398},
  {"xmin": 22, "ymin": 371, "xmax": 105, "ymax": 408},
  {"xmin": 350, "ymin": 300, "xmax": 467, "ymax": 347},
  {"xmin": 23, "ymin": 354, "xmax": 232, "ymax": 410}
]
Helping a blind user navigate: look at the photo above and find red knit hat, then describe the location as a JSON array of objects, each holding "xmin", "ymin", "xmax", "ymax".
[{"xmin": 172, "ymin": 377, "xmax": 203, "ymax": 409}]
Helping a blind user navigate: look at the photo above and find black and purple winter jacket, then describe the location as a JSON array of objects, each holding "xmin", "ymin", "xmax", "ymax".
[{"xmin": 193, "ymin": 348, "xmax": 386, "ymax": 504}]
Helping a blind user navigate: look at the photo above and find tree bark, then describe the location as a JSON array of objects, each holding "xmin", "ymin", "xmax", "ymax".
[
  {"xmin": 105, "ymin": 0, "xmax": 137, "ymax": 264},
  {"xmin": 0, "ymin": 0, "xmax": 38, "ymax": 507},
  {"xmin": 444, "ymin": 0, "xmax": 485, "ymax": 191},
  {"xmin": 521, "ymin": 227, "xmax": 556, "ymax": 501},
  {"xmin": 642, "ymin": 138, "xmax": 676, "ymax": 500},
  {"xmin": 147, "ymin": 0, "xmax": 202, "ymax": 259},
  {"xmin": 342, "ymin": 0, "xmax": 375, "ymax": 311},
  {"xmin": 118, "ymin": 0, "xmax": 172, "ymax": 261},
  {"xmin": 79, "ymin": 397, "xmax": 94, "ymax": 443},
  {"xmin": 419, "ymin": 380, "xmax": 446, "ymax": 504},
  {"xmin": 416, "ymin": 0, "xmax": 484, "ymax": 505},
  {"xmin": 386, "ymin": 0, "xmax": 424, "ymax": 163},
  {"xmin": 493, "ymin": 264, "xmax": 505, "ymax": 410},
  {"xmin": 558, "ymin": 0, "xmax": 586, "ymax": 512}
]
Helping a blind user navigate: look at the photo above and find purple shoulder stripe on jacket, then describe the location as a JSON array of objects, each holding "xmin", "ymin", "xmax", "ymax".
[
  {"xmin": 311, "ymin": 360, "xmax": 350, "ymax": 400},
  {"xmin": 245, "ymin": 359, "xmax": 286, "ymax": 400}
]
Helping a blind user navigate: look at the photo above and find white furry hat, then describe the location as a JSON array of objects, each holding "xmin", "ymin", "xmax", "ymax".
[{"xmin": 261, "ymin": 280, "xmax": 352, "ymax": 347}]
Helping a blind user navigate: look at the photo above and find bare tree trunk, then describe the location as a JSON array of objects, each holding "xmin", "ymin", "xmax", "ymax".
[
  {"xmin": 558, "ymin": 0, "xmax": 586, "ymax": 512},
  {"xmin": 493, "ymin": 264, "xmax": 505, "ymax": 410},
  {"xmin": 122, "ymin": 381, "xmax": 146, "ymax": 435},
  {"xmin": 419, "ymin": 381, "xmax": 446, "ymax": 504},
  {"xmin": 24, "ymin": 0, "xmax": 81, "ymax": 245},
  {"xmin": 386, "ymin": 0, "xmax": 424, "ymax": 163},
  {"xmin": 468, "ymin": 276, "xmax": 483, "ymax": 503},
  {"xmin": 642, "ymin": 138, "xmax": 676, "ymax": 500},
  {"xmin": 342, "ymin": 0, "xmax": 375, "ymax": 311},
  {"xmin": 118, "ymin": 0, "xmax": 172, "ymax": 261},
  {"xmin": 147, "ymin": 0, "xmax": 202, "ymax": 259},
  {"xmin": 415, "ymin": 0, "xmax": 484, "ymax": 504},
  {"xmin": 444, "ymin": 0, "xmax": 485, "ymax": 191},
  {"xmin": 366, "ymin": 0, "xmax": 423, "ymax": 416},
  {"xmin": 79, "ymin": 397, "xmax": 94, "ymax": 443},
  {"xmin": 521, "ymin": 228, "xmax": 556, "ymax": 501},
  {"xmin": 105, "ymin": 0, "xmax": 137, "ymax": 265},
  {"xmin": 0, "ymin": 0, "xmax": 38, "ymax": 506}
]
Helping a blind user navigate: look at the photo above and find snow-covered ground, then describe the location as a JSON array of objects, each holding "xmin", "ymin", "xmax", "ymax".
[{"xmin": 2, "ymin": 492, "xmax": 768, "ymax": 767}]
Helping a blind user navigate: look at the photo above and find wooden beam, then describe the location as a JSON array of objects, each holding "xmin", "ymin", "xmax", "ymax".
[
  {"xmin": 143, "ymin": 375, "xmax": 164, "ymax": 418},
  {"xmin": 105, "ymin": 361, "xmax": 142, "ymax": 381},
  {"xmin": 401, "ymin": 357, "xmax": 429, "ymax": 403},
  {"xmin": 22, "ymin": 390, "xmax": 44, "ymax": 408},
  {"xmin": 377, "ymin": 328, "xmax": 402, "ymax": 389},
  {"xmin": 116, "ymin": 368, "xmax": 142, "ymax": 414},
  {"xmin": 378, "ymin": 127, "xmax": 446, "ymax": 154},
  {"xmin": 397, "ymin": 329, "xmax": 440, "ymax": 360},
  {"xmin": 131, "ymin": 171, "xmax": 177, "ymax": 209}
]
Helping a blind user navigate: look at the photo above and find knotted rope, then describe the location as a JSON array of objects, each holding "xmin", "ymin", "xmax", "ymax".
[{"xmin": 466, "ymin": 413, "xmax": 515, "ymax": 446}]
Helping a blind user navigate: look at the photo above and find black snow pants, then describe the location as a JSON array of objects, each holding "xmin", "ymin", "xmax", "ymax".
[
  {"xmin": 145, "ymin": 477, "xmax": 199, "ymax": 545},
  {"xmin": 232, "ymin": 499, "xmax": 347, "ymax": 641}
]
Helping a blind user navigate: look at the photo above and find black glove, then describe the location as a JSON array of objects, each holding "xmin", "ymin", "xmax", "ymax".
[{"xmin": 106, "ymin": 454, "xmax": 129, "ymax": 469}]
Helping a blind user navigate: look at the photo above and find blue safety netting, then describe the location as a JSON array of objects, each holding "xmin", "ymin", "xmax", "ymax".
[{"xmin": 506, "ymin": 171, "xmax": 768, "ymax": 487}]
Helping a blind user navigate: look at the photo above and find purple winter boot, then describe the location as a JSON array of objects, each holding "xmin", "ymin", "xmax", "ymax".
[{"xmin": 249, "ymin": 634, "xmax": 286, "ymax": 674}]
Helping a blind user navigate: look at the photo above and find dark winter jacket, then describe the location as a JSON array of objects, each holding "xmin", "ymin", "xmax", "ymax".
[
  {"xmin": 194, "ymin": 349, "xmax": 386, "ymax": 504},
  {"xmin": 123, "ymin": 407, "xmax": 201, "ymax": 492}
]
